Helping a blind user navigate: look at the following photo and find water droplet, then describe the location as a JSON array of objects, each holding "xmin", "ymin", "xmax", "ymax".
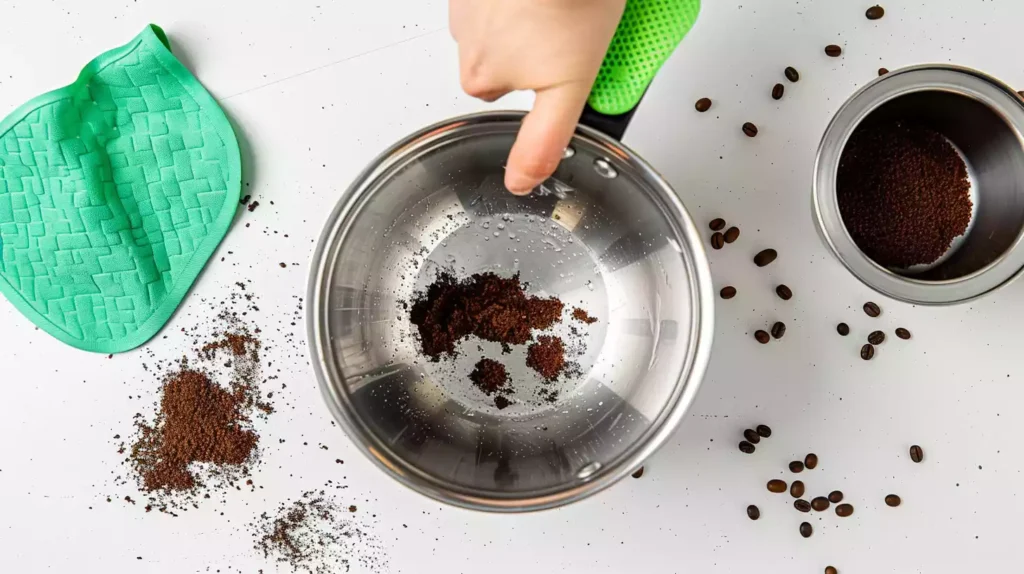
[
  {"xmin": 594, "ymin": 158, "xmax": 617, "ymax": 178},
  {"xmin": 563, "ymin": 146, "xmax": 576, "ymax": 159}
]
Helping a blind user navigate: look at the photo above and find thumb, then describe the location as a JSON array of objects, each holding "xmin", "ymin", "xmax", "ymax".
[{"xmin": 505, "ymin": 82, "xmax": 591, "ymax": 195}]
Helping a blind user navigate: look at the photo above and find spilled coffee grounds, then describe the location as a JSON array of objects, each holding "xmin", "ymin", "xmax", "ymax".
[
  {"xmin": 572, "ymin": 307, "xmax": 598, "ymax": 324},
  {"xmin": 837, "ymin": 121, "xmax": 972, "ymax": 268},
  {"xmin": 469, "ymin": 358, "xmax": 509, "ymax": 395},
  {"xmin": 409, "ymin": 272, "xmax": 562, "ymax": 358},
  {"xmin": 527, "ymin": 336, "xmax": 567, "ymax": 381}
]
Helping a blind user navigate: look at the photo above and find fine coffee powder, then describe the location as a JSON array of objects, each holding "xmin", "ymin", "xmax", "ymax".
[
  {"xmin": 837, "ymin": 122, "xmax": 972, "ymax": 268},
  {"xmin": 409, "ymin": 272, "xmax": 563, "ymax": 359},
  {"xmin": 526, "ymin": 335, "xmax": 567, "ymax": 380}
]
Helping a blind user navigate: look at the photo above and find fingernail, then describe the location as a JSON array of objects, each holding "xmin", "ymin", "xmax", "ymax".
[{"xmin": 504, "ymin": 171, "xmax": 535, "ymax": 195}]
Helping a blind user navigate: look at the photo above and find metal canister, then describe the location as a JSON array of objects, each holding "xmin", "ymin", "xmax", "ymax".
[{"xmin": 813, "ymin": 64, "xmax": 1024, "ymax": 304}]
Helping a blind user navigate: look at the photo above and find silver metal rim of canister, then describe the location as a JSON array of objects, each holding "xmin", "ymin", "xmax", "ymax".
[
  {"xmin": 813, "ymin": 64, "xmax": 1024, "ymax": 305},
  {"xmin": 306, "ymin": 111, "xmax": 715, "ymax": 512}
]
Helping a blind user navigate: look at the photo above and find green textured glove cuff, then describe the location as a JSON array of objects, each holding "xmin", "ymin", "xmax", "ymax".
[{"xmin": 0, "ymin": 24, "xmax": 241, "ymax": 353}]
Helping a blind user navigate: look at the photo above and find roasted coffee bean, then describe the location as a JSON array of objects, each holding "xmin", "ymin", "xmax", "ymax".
[
  {"xmin": 868, "ymin": 330, "xmax": 885, "ymax": 345},
  {"xmin": 754, "ymin": 249, "xmax": 778, "ymax": 267},
  {"xmin": 695, "ymin": 97, "xmax": 712, "ymax": 112},
  {"xmin": 794, "ymin": 499, "xmax": 811, "ymax": 513},
  {"xmin": 744, "ymin": 429, "xmax": 761, "ymax": 444},
  {"xmin": 709, "ymin": 217, "xmax": 726, "ymax": 231},
  {"xmin": 790, "ymin": 480, "xmax": 805, "ymax": 498},
  {"xmin": 825, "ymin": 567, "xmax": 838, "ymax": 574},
  {"xmin": 755, "ymin": 330, "xmax": 771, "ymax": 344},
  {"xmin": 767, "ymin": 479, "xmax": 788, "ymax": 493},
  {"xmin": 771, "ymin": 321, "xmax": 786, "ymax": 340},
  {"xmin": 632, "ymin": 466, "xmax": 644, "ymax": 479},
  {"xmin": 800, "ymin": 522, "xmax": 813, "ymax": 538},
  {"xmin": 837, "ymin": 322, "xmax": 850, "ymax": 336},
  {"xmin": 804, "ymin": 453, "xmax": 818, "ymax": 469},
  {"xmin": 724, "ymin": 226, "xmax": 740, "ymax": 243},
  {"xmin": 895, "ymin": 327, "xmax": 911, "ymax": 340},
  {"xmin": 772, "ymin": 83, "xmax": 784, "ymax": 100},
  {"xmin": 863, "ymin": 301, "xmax": 881, "ymax": 317},
  {"xmin": 720, "ymin": 286, "xmax": 737, "ymax": 300},
  {"xmin": 825, "ymin": 44, "xmax": 842, "ymax": 57},
  {"xmin": 789, "ymin": 460, "xmax": 804, "ymax": 473},
  {"xmin": 879, "ymin": 67, "xmax": 889, "ymax": 76},
  {"xmin": 747, "ymin": 504, "xmax": 761, "ymax": 520},
  {"xmin": 835, "ymin": 503, "xmax": 854, "ymax": 517},
  {"xmin": 828, "ymin": 490, "xmax": 844, "ymax": 503},
  {"xmin": 885, "ymin": 494, "xmax": 901, "ymax": 507},
  {"xmin": 866, "ymin": 5, "xmax": 885, "ymax": 19},
  {"xmin": 909, "ymin": 445, "xmax": 924, "ymax": 463},
  {"xmin": 860, "ymin": 344, "xmax": 875, "ymax": 360},
  {"xmin": 711, "ymin": 232, "xmax": 725, "ymax": 250},
  {"xmin": 742, "ymin": 122, "xmax": 759, "ymax": 137},
  {"xmin": 776, "ymin": 284, "xmax": 793, "ymax": 300},
  {"xmin": 756, "ymin": 424, "xmax": 772, "ymax": 438},
  {"xmin": 811, "ymin": 496, "xmax": 830, "ymax": 511},
  {"xmin": 785, "ymin": 66, "xmax": 800, "ymax": 82},
  {"xmin": 739, "ymin": 440, "xmax": 756, "ymax": 454}
]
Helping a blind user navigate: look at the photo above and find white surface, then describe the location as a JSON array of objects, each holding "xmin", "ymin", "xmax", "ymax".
[{"xmin": 1, "ymin": 0, "xmax": 1023, "ymax": 572}]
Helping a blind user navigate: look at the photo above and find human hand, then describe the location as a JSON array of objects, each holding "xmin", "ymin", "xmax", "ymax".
[{"xmin": 450, "ymin": 0, "xmax": 626, "ymax": 194}]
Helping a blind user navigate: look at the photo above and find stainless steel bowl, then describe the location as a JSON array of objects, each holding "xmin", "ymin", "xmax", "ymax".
[
  {"xmin": 308, "ymin": 111, "xmax": 714, "ymax": 512},
  {"xmin": 814, "ymin": 65, "xmax": 1024, "ymax": 304}
]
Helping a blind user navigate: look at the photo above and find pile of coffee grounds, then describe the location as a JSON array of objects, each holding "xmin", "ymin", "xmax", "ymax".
[
  {"xmin": 126, "ymin": 327, "xmax": 269, "ymax": 504},
  {"xmin": 572, "ymin": 307, "xmax": 598, "ymax": 324},
  {"xmin": 409, "ymin": 272, "xmax": 563, "ymax": 359},
  {"xmin": 837, "ymin": 121, "xmax": 972, "ymax": 268},
  {"xmin": 469, "ymin": 358, "xmax": 508, "ymax": 395},
  {"xmin": 252, "ymin": 490, "xmax": 387, "ymax": 574},
  {"xmin": 526, "ymin": 335, "xmax": 567, "ymax": 381}
]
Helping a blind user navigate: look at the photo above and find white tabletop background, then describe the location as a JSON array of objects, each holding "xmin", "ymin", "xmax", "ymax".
[{"xmin": 2, "ymin": 0, "xmax": 1024, "ymax": 572}]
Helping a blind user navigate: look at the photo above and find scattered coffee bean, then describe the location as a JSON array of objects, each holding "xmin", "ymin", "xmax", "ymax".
[
  {"xmin": 724, "ymin": 226, "xmax": 740, "ymax": 243},
  {"xmin": 837, "ymin": 322, "xmax": 850, "ymax": 336},
  {"xmin": 695, "ymin": 97, "xmax": 712, "ymax": 112},
  {"xmin": 811, "ymin": 496, "xmax": 830, "ymax": 511},
  {"xmin": 868, "ymin": 330, "xmax": 885, "ymax": 345},
  {"xmin": 632, "ymin": 467, "xmax": 644, "ymax": 478},
  {"xmin": 743, "ymin": 429, "xmax": 761, "ymax": 444},
  {"xmin": 800, "ymin": 522, "xmax": 813, "ymax": 538},
  {"xmin": 860, "ymin": 343, "xmax": 875, "ymax": 360},
  {"xmin": 776, "ymin": 284, "xmax": 793, "ymax": 300},
  {"xmin": 789, "ymin": 460, "xmax": 804, "ymax": 473},
  {"xmin": 755, "ymin": 330, "xmax": 771, "ymax": 344},
  {"xmin": 804, "ymin": 453, "xmax": 818, "ymax": 469},
  {"xmin": 885, "ymin": 494, "xmax": 901, "ymax": 507},
  {"xmin": 828, "ymin": 490, "xmax": 844, "ymax": 503},
  {"xmin": 767, "ymin": 479, "xmax": 788, "ymax": 493},
  {"xmin": 794, "ymin": 499, "xmax": 812, "ymax": 513},
  {"xmin": 895, "ymin": 327, "xmax": 911, "ymax": 340},
  {"xmin": 720, "ymin": 286, "xmax": 737, "ymax": 300},
  {"xmin": 772, "ymin": 83, "xmax": 784, "ymax": 100},
  {"xmin": 771, "ymin": 321, "xmax": 786, "ymax": 340},
  {"xmin": 709, "ymin": 217, "xmax": 726, "ymax": 231},
  {"xmin": 711, "ymin": 232, "xmax": 725, "ymax": 250},
  {"xmin": 747, "ymin": 504, "xmax": 761, "ymax": 520},
  {"xmin": 756, "ymin": 424, "xmax": 772, "ymax": 438},
  {"xmin": 742, "ymin": 122, "xmax": 758, "ymax": 137},
  {"xmin": 909, "ymin": 444, "xmax": 924, "ymax": 463},
  {"xmin": 826, "ymin": 567, "xmax": 838, "ymax": 574},
  {"xmin": 865, "ymin": 5, "xmax": 885, "ymax": 19},
  {"xmin": 790, "ymin": 480, "xmax": 805, "ymax": 498},
  {"xmin": 784, "ymin": 66, "xmax": 800, "ymax": 82},
  {"xmin": 825, "ymin": 44, "xmax": 842, "ymax": 57},
  {"xmin": 739, "ymin": 440, "xmax": 756, "ymax": 454},
  {"xmin": 754, "ymin": 249, "xmax": 778, "ymax": 267},
  {"xmin": 863, "ymin": 301, "xmax": 881, "ymax": 317},
  {"xmin": 835, "ymin": 503, "xmax": 854, "ymax": 517},
  {"xmin": 879, "ymin": 67, "xmax": 889, "ymax": 76}
]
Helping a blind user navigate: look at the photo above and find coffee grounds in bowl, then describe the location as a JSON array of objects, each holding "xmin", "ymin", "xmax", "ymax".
[
  {"xmin": 526, "ymin": 335, "xmax": 567, "ymax": 380},
  {"xmin": 837, "ymin": 121, "xmax": 972, "ymax": 268}
]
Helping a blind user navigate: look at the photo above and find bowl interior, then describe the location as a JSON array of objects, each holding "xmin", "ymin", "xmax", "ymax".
[{"xmin": 316, "ymin": 119, "xmax": 706, "ymax": 507}]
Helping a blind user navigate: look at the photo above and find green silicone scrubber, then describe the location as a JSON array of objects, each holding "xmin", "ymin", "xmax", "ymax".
[
  {"xmin": 589, "ymin": 0, "xmax": 702, "ymax": 115},
  {"xmin": 0, "ymin": 24, "xmax": 241, "ymax": 353}
]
